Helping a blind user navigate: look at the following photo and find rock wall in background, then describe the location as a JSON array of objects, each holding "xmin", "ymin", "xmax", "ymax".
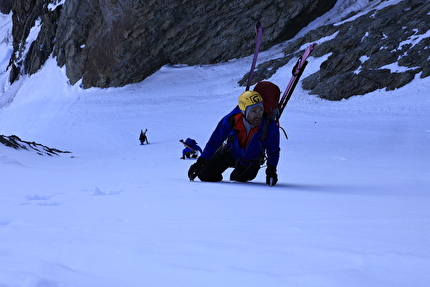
[
  {"xmin": 3, "ymin": 0, "xmax": 429, "ymax": 100},
  {"xmin": 6, "ymin": 0, "xmax": 335, "ymax": 88}
]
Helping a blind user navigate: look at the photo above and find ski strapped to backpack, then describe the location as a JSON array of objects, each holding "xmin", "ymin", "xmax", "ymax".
[
  {"xmin": 246, "ymin": 21, "xmax": 263, "ymax": 91},
  {"xmin": 278, "ymin": 43, "xmax": 316, "ymax": 117},
  {"xmin": 243, "ymin": 23, "xmax": 316, "ymax": 141},
  {"xmin": 254, "ymin": 43, "xmax": 316, "ymax": 140}
]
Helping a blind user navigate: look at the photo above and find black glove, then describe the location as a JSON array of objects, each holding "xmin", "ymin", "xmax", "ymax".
[
  {"xmin": 266, "ymin": 166, "xmax": 278, "ymax": 186},
  {"xmin": 188, "ymin": 157, "xmax": 207, "ymax": 181}
]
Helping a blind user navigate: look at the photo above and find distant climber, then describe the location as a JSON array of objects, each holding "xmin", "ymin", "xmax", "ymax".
[
  {"xmin": 180, "ymin": 138, "xmax": 203, "ymax": 159},
  {"xmin": 139, "ymin": 129, "xmax": 149, "ymax": 145}
]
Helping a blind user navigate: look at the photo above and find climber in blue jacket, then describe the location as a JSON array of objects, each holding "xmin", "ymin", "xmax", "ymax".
[{"xmin": 188, "ymin": 90, "xmax": 280, "ymax": 186}]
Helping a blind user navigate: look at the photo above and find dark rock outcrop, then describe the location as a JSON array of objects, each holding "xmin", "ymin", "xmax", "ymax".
[
  {"xmin": 246, "ymin": 0, "xmax": 430, "ymax": 100},
  {"xmin": 8, "ymin": 0, "xmax": 61, "ymax": 80},
  {"xmin": 0, "ymin": 135, "xmax": 71, "ymax": 156},
  {"xmin": 0, "ymin": 0, "xmax": 12, "ymax": 14},
  {"xmin": 7, "ymin": 0, "xmax": 336, "ymax": 88}
]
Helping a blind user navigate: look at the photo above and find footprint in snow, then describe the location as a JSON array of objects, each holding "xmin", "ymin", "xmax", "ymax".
[
  {"xmin": 27, "ymin": 194, "xmax": 52, "ymax": 201},
  {"xmin": 92, "ymin": 187, "xmax": 122, "ymax": 196},
  {"xmin": 26, "ymin": 194, "xmax": 64, "ymax": 206}
]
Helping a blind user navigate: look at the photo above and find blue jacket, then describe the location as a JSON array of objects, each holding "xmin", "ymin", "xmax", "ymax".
[
  {"xmin": 200, "ymin": 107, "xmax": 280, "ymax": 167},
  {"xmin": 184, "ymin": 138, "xmax": 203, "ymax": 153}
]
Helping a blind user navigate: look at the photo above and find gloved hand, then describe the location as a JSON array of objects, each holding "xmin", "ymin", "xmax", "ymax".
[
  {"xmin": 188, "ymin": 157, "xmax": 207, "ymax": 181},
  {"xmin": 266, "ymin": 165, "xmax": 278, "ymax": 186}
]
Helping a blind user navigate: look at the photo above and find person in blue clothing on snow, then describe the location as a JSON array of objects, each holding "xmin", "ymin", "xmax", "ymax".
[
  {"xmin": 180, "ymin": 138, "xmax": 203, "ymax": 159},
  {"xmin": 188, "ymin": 88, "xmax": 280, "ymax": 186}
]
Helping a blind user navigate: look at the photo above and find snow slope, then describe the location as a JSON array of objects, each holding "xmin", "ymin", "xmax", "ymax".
[{"xmin": 1, "ymin": 1, "xmax": 430, "ymax": 286}]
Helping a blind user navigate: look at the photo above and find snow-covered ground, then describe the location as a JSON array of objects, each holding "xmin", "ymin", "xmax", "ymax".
[{"xmin": 1, "ymin": 1, "xmax": 429, "ymax": 286}]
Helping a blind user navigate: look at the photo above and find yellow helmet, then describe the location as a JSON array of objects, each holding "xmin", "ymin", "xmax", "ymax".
[{"xmin": 238, "ymin": 91, "xmax": 263, "ymax": 112}]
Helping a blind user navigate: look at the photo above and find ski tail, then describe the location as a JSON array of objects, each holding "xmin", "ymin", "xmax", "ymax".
[{"xmin": 246, "ymin": 21, "xmax": 263, "ymax": 91}]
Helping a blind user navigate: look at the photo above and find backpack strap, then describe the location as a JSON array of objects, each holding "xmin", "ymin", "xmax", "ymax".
[
  {"xmin": 260, "ymin": 114, "xmax": 270, "ymax": 142},
  {"xmin": 228, "ymin": 113, "xmax": 237, "ymax": 128},
  {"xmin": 261, "ymin": 114, "xmax": 288, "ymax": 141}
]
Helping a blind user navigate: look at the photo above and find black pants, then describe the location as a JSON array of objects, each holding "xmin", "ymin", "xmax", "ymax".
[{"xmin": 198, "ymin": 150, "xmax": 260, "ymax": 182}]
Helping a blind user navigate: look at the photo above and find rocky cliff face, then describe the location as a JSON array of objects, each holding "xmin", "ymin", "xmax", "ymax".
[
  {"xmin": 0, "ymin": 0, "xmax": 12, "ymax": 14},
  {"xmin": 246, "ymin": 0, "xmax": 430, "ymax": 100},
  {"xmin": 6, "ymin": 0, "xmax": 336, "ymax": 89},
  {"xmin": 4, "ymin": 0, "xmax": 429, "ymax": 100}
]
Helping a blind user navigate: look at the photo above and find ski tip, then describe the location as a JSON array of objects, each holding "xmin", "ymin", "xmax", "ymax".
[
  {"xmin": 255, "ymin": 21, "xmax": 263, "ymax": 34},
  {"xmin": 310, "ymin": 43, "xmax": 317, "ymax": 51}
]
